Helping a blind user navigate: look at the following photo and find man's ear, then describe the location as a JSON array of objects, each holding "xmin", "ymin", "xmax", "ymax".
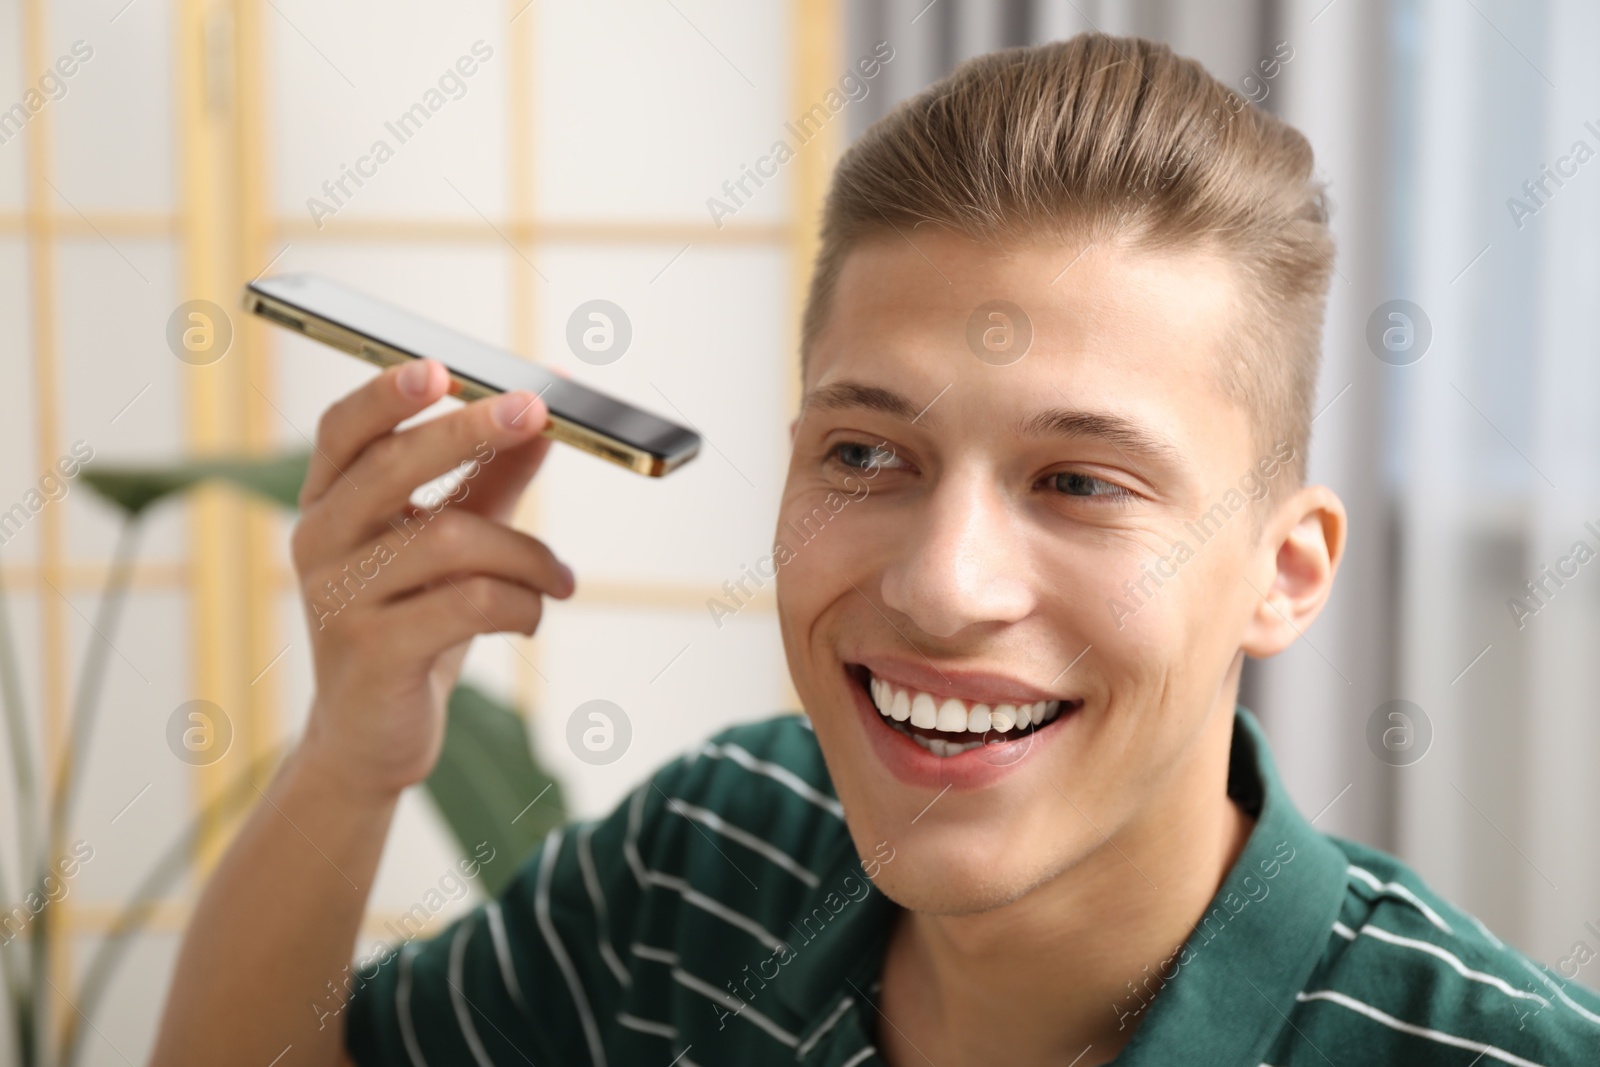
[
  {"xmin": 1240, "ymin": 484, "xmax": 1347, "ymax": 658},
  {"xmin": 788, "ymin": 415, "xmax": 799, "ymax": 444}
]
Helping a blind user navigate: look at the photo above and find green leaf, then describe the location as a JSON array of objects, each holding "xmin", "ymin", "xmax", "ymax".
[
  {"xmin": 424, "ymin": 683, "xmax": 565, "ymax": 897},
  {"xmin": 80, "ymin": 451, "xmax": 311, "ymax": 516}
]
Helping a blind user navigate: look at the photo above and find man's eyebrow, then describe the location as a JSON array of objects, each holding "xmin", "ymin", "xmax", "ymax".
[
  {"xmin": 801, "ymin": 381, "xmax": 924, "ymax": 422},
  {"xmin": 801, "ymin": 379, "xmax": 1186, "ymax": 467},
  {"xmin": 1014, "ymin": 406, "xmax": 1187, "ymax": 466}
]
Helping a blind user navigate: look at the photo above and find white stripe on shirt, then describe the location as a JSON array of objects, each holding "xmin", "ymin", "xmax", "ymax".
[
  {"xmin": 696, "ymin": 741, "xmax": 845, "ymax": 820},
  {"xmin": 1519, "ymin": 958, "xmax": 1600, "ymax": 1028},
  {"xmin": 670, "ymin": 964, "xmax": 801, "ymax": 1048},
  {"xmin": 1356, "ymin": 923, "xmax": 1547, "ymax": 1006},
  {"xmin": 1295, "ymin": 989, "xmax": 1546, "ymax": 1067},
  {"xmin": 625, "ymin": 786, "xmax": 651, "ymax": 888},
  {"xmin": 1347, "ymin": 865, "xmax": 1453, "ymax": 934},
  {"xmin": 577, "ymin": 821, "xmax": 633, "ymax": 986},
  {"xmin": 620, "ymin": 783, "xmax": 793, "ymax": 954},
  {"xmin": 483, "ymin": 899, "xmax": 529, "ymax": 1013},
  {"xmin": 535, "ymin": 828, "xmax": 609, "ymax": 1067},
  {"xmin": 663, "ymin": 797, "xmax": 820, "ymax": 887},
  {"xmin": 645, "ymin": 869, "xmax": 790, "ymax": 953},
  {"xmin": 396, "ymin": 941, "xmax": 429, "ymax": 1067},
  {"xmin": 796, "ymin": 993, "xmax": 856, "ymax": 1059},
  {"xmin": 617, "ymin": 1012, "xmax": 677, "ymax": 1039},
  {"xmin": 630, "ymin": 942, "xmax": 680, "ymax": 966},
  {"xmin": 447, "ymin": 919, "xmax": 497, "ymax": 1067}
]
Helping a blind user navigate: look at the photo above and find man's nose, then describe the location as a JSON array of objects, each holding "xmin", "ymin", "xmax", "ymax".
[{"xmin": 877, "ymin": 472, "xmax": 1035, "ymax": 639}]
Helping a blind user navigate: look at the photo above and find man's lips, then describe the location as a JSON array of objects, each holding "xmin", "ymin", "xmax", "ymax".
[
  {"xmin": 840, "ymin": 660, "xmax": 1083, "ymax": 788},
  {"xmin": 847, "ymin": 653, "xmax": 1073, "ymax": 707},
  {"xmin": 843, "ymin": 661, "xmax": 1084, "ymax": 753}
]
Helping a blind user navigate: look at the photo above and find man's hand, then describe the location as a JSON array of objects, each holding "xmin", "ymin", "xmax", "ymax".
[
  {"xmin": 290, "ymin": 357, "xmax": 575, "ymax": 800},
  {"xmin": 152, "ymin": 359, "xmax": 576, "ymax": 1066}
]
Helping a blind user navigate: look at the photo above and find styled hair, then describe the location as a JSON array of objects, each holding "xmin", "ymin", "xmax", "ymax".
[{"xmin": 800, "ymin": 33, "xmax": 1333, "ymax": 490}]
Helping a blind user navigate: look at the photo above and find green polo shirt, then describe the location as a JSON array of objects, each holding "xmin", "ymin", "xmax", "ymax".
[{"xmin": 344, "ymin": 706, "xmax": 1600, "ymax": 1065}]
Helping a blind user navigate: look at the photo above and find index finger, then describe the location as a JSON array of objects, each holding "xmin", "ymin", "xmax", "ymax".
[{"xmin": 300, "ymin": 358, "xmax": 449, "ymax": 507}]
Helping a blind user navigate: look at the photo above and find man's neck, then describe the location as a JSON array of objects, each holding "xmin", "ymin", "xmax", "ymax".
[{"xmin": 875, "ymin": 704, "xmax": 1257, "ymax": 1067}]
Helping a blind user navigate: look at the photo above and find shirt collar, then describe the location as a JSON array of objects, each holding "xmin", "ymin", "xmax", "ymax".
[
  {"xmin": 774, "ymin": 704, "xmax": 1348, "ymax": 1065},
  {"xmin": 1107, "ymin": 703, "xmax": 1350, "ymax": 1065}
]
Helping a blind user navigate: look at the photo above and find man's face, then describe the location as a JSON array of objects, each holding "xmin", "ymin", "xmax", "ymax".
[{"xmin": 775, "ymin": 231, "xmax": 1287, "ymax": 914}]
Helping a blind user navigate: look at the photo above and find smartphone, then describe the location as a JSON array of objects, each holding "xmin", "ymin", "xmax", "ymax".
[{"xmin": 242, "ymin": 273, "xmax": 700, "ymax": 477}]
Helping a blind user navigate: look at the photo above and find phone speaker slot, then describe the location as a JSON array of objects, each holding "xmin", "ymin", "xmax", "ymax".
[
  {"xmin": 251, "ymin": 300, "xmax": 307, "ymax": 333},
  {"xmin": 250, "ymin": 298, "xmax": 361, "ymax": 356}
]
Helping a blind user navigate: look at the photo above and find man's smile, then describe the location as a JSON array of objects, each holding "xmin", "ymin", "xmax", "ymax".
[{"xmin": 841, "ymin": 657, "xmax": 1086, "ymax": 786}]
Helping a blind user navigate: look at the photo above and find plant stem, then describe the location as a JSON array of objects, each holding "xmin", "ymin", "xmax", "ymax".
[
  {"xmin": 58, "ymin": 745, "xmax": 283, "ymax": 1067},
  {"xmin": 31, "ymin": 906, "xmax": 47, "ymax": 1067},
  {"xmin": 0, "ymin": 809, "xmax": 28, "ymax": 1064},
  {"xmin": 0, "ymin": 550, "xmax": 40, "ymax": 883},
  {"xmin": 0, "ymin": 554, "xmax": 40, "ymax": 1067},
  {"xmin": 33, "ymin": 515, "xmax": 141, "ymax": 1065},
  {"xmin": 46, "ymin": 517, "xmax": 142, "ymax": 867}
]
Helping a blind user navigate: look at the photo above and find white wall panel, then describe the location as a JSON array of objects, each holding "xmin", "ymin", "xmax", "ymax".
[
  {"xmin": 536, "ymin": 241, "xmax": 788, "ymax": 586},
  {"xmin": 269, "ymin": 0, "xmax": 510, "ymax": 223},
  {"xmin": 48, "ymin": 0, "xmax": 173, "ymax": 212},
  {"xmin": 0, "ymin": 0, "xmax": 27, "ymax": 211},
  {"xmin": 62, "ymin": 588, "xmax": 194, "ymax": 909},
  {"xmin": 0, "ymin": 236, "xmax": 39, "ymax": 559},
  {"xmin": 534, "ymin": 0, "xmax": 791, "ymax": 222}
]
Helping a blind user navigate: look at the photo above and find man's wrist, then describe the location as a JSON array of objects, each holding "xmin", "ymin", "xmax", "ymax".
[{"xmin": 290, "ymin": 726, "xmax": 408, "ymax": 814}]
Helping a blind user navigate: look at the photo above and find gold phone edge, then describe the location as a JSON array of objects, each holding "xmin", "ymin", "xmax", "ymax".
[{"xmin": 244, "ymin": 289, "xmax": 696, "ymax": 478}]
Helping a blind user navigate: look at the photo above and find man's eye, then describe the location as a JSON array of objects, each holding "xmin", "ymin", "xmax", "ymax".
[
  {"xmin": 829, "ymin": 441, "xmax": 901, "ymax": 472},
  {"xmin": 1048, "ymin": 471, "xmax": 1133, "ymax": 501}
]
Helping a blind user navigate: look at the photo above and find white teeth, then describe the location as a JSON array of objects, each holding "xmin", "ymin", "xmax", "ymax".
[
  {"xmin": 889, "ymin": 688, "xmax": 911, "ymax": 721},
  {"xmin": 966, "ymin": 704, "xmax": 991, "ymax": 733},
  {"xmin": 916, "ymin": 736, "xmax": 986, "ymax": 757},
  {"xmin": 902, "ymin": 727, "xmax": 985, "ymax": 758},
  {"xmin": 935, "ymin": 699, "xmax": 968, "ymax": 733},
  {"xmin": 864, "ymin": 670, "xmax": 1071, "ymax": 755}
]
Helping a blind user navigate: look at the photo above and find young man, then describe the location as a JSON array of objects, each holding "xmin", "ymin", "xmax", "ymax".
[{"xmin": 154, "ymin": 33, "xmax": 1600, "ymax": 1067}]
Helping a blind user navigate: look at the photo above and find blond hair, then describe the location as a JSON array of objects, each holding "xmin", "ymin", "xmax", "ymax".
[{"xmin": 800, "ymin": 33, "xmax": 1333, "ymax": 488}]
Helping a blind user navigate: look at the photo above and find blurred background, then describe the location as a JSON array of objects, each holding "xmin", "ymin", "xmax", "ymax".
[{"xmin": 1, "ymin": 0, "xmax": 1596, "ymax": 1062}]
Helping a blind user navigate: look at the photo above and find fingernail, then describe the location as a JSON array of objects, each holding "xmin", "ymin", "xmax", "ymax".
[
  {"xmin": 494, "ymin": 390, "xmax": 538, "ymax": 429},
  {"xmin": 558, "ymin": 562, "xmax": 576, "ymax": 595},
  {"xmin": 398, "ymin": 360, "xmax": 430, "ymax": 397}
]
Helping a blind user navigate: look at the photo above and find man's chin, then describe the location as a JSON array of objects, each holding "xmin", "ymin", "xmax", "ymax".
[
  {"xmin": 849, "ymin": 822, "xmax": 1069, "ymax": 916},
  {"xmin": 866, "ymin": 856, "xmax": 1054, "ymax": 917}
]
